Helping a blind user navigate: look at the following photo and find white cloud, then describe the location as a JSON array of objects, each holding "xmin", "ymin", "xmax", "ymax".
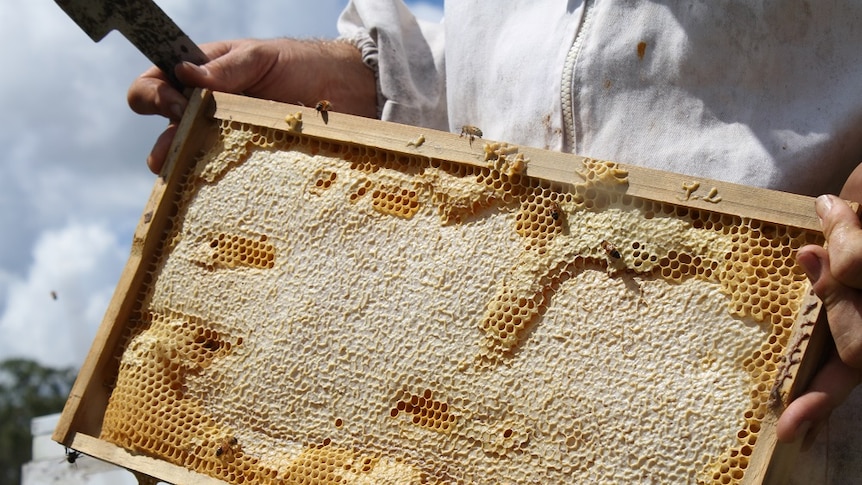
[
  {"xmin": 0, "ymin": 222, "xmax": 127, "ymax": 369},
  {"xmin": 0, "ymin": 2, "xmax": 162, "ymax": 289}
]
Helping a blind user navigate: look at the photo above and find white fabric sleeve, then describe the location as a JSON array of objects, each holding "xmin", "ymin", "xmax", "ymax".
[{"xmin": 337, "ymin": 0, "xmax": 448, "ymax": 130}]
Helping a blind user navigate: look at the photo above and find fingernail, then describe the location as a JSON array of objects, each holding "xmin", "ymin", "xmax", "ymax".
[
  {"xmin": 182, "ymin": 61, "xmax": 208, "ymax": 76},
  {"xmin": 815, "ymin": 195, "xmax": 834, "ymax": 223}
]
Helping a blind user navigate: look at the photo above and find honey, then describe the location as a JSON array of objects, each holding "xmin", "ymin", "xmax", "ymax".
[{"xmin": 98, "ymin": 119, "xmax": 821, "ymax": 484}]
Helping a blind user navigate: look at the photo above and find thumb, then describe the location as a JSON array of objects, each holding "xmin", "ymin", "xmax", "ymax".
[
  {"xmin": 174, "ymin": 61, "xmax": 227, "ymax": 91},
  {"xmin": 174, "ymin": 52, "xmax": 264, "ymax": 95},
  {"xmin": 816, "ymin": 194, "xmax": 862, "ymax": 288}
]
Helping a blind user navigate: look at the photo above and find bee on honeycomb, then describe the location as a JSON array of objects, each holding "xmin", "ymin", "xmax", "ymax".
[
  {"xmin": 601, "ymin": 240, "xmax": 621, "ymax": 260},
  {"xmin": 215, "ymin": 436, "xmax": 239, "ymax": 458}
]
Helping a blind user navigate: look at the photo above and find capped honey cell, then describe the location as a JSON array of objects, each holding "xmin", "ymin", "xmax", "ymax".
[{"xmin": 92, "ymin": 110, "xmax": 822, "ymax": 485}]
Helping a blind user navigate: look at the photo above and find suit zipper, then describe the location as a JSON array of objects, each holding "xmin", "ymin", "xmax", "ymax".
[{"xmin": 561, "ymin": 0, "xmax": 595, "ymax": 153}]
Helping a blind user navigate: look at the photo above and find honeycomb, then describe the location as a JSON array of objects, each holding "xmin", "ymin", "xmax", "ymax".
[
  {"xmin": 191, "ymin": 233, "xmax": 276, "ymax": 270},
  {"xmin": 99, "ymin": 119, "xmax": 823, "ymax": 484}
]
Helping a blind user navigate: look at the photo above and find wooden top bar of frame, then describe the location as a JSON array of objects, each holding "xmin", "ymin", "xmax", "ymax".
[{"xmin": 208, "ymin": 91, "xmax": 822, "ymax": 232}]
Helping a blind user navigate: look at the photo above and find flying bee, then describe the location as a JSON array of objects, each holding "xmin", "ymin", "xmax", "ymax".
[
  {"xmin": 601, "ymin": 240, "xmax": 621, "ymax": 260},
  {"xmin": 315, "ymin": 100, "xmax": 332, "ymax": 124},
  {"xmin": 460, "ymin": 125, "xmax": 483, "ymax": 146},
  {"xmin": 215, "ymin": 436, "xmax": 239, "ymax": 458}
]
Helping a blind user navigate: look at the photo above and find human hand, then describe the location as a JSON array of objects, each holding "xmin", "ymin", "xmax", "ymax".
[
  {"xmin": 128, "ymin": 38, "xmax": 377, "ymax": 173},
  {"xmin": 777, "ymin": 194, "xmax": 862, "ymax": 448}
]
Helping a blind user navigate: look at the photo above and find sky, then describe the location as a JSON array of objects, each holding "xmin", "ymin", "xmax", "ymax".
[{"xmin": 0, "ymin": 1, "xmax": 444, "ymax": 370}]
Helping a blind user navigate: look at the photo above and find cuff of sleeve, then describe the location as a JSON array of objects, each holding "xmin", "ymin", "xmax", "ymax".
[{"xmin": 339, "ymin": 30, "xmax": 384, "ymax": 119}]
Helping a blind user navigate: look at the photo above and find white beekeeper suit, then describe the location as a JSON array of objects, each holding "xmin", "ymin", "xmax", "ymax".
[
  {"xmin": 338, "ymin": 0, "xmax": 862, "ymax": 197},
  {"xmin": 337, "ymin": 0, "xmax": 862, "ymax": 482}
]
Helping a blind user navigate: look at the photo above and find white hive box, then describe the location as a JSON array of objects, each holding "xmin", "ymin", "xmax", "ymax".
[{"xmin": 54, "ymin": 90, "xmax": 830, "ymax": 484}]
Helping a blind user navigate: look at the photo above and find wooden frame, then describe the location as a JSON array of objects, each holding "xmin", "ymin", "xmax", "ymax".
[{"xmin": 54, "ymin": 89, "xmax": 828, "ymax": 484}]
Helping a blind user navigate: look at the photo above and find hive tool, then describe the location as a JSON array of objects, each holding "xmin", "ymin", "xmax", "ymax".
[{"xmin": 54, "ymin": 0, "xmax": 208, "ymax": 93}]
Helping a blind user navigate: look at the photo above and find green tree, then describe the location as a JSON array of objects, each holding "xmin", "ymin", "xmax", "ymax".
[{"xmin": 0, "ymin": 358, "xmax": 76, "ymax": 485}]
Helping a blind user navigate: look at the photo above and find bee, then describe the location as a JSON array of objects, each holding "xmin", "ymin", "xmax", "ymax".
[
  {"xmin": 549, "ymin": 202, "xmax": 561, "ymax": 221},
  {"xmin": 215, "ymin": 436, "xmax": 239, "ymax": 458},
  {"xmin": 315, "ymin": 100, "xmax": 332, "ymax": 124},
  {"xmin": 601, "ymin": 240, "xmax": 621, "ymax": 260},
  {"xmin": 64, "ymin": 447, "xmax": 82, "ymax": 464},
  {"xmin": 460, "ymin": 125, "xmax": 483, "ymax": 146}
]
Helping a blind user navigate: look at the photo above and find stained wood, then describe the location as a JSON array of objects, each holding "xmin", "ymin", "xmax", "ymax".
[{"xmin": 744, "ymin": 291, "xmax": 828, "ymax": 485}]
